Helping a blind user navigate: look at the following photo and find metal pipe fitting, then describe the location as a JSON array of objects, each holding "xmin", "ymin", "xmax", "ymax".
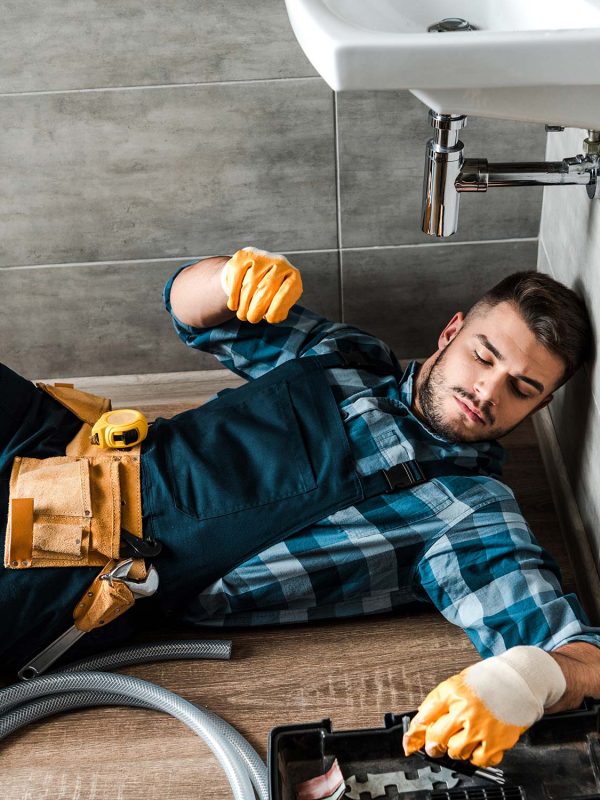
[
  {"xmin": 456, "ymin": 158, "xmax": 599, "ymax": 190},
  {"xmin": 584, "ymin": 129, "xmax": 600, "ymax": 156},
  {"xmin": 420, "ymin": 111, "xmax": 467, "ymax": 237},
  {"xmin": 421, "ymin": 111, "xmax": 600, "ymax": 237},
  {"xmin": 457, "ymin": 155, "xmax": 600, "ymax": 200}
]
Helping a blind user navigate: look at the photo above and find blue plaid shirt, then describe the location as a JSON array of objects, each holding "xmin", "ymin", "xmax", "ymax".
[{"xmin": 164, "ymin": 265, "xmax": 600, "ymax": 658}]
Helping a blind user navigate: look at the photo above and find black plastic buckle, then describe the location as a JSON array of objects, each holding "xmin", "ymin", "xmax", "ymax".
[
  {"xmin": 382, "ymin": 460, "xmax": 427, "ymax": 492},
  {"xmin": 120, "ymin": 528, "xmax": 163, "ymax": 559}
]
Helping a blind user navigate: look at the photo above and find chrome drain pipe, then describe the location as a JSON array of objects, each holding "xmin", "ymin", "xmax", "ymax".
[
  {"xmin": 421, "ymin": 111, "xmax": 466, "ymax": 237},
  {"xmin": 457, "ymin": 156, "xmax": 600, "ymax": 193},
  {"xmin": 421, "ymin": 110, "xmax": 600, "ymax": 237}
]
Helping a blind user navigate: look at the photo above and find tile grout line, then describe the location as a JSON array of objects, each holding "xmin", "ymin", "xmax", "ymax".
[
  {"xmin": 0, "ymin": 76, "xmax": 323, "ymax": 98},
  {"xmin": 333, "ymin": 91, "xmax": 345, "ymax": 322},
  {"xmin": 340, "ymin": 237, "xmax": 539, "ymax": 251},
  {"xmin": 0, "ymin": 252, "xmax": 340, "ymax": 271},
  {"xmin": 0, "ymin": 238, "xmax": 539, "ymax": 271}
]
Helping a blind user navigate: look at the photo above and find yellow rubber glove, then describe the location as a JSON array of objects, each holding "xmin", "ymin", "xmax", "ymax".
[
  {"xmin": 403, "ymin": 646, "xmax": 566, "ymax": 768},
  {"xmin": 220, "ymin": 247, "xmax": 303, "ymax": 324}
]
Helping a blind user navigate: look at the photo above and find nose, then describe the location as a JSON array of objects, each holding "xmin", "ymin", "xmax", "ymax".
[{"xmin": 473, "ymin": 374, "xmax": 501, "ymax": 408}]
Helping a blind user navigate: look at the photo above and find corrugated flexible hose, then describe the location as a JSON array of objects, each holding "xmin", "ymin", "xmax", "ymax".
[{"xmin": 0, "ymin": 640, "xmax": 268, "ymax": 800}]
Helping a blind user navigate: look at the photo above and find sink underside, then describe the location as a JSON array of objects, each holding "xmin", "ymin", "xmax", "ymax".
[
  {"xmin": 285, "ymin": 0, "xmax": 600, "ymax": 128},
  {"xmin": 412, "ymin": 87, "xmax": 600, "ymax": 130}
]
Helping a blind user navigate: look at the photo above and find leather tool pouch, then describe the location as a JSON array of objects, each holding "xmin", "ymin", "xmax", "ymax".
[
  {"xmin": 3, "ymin": 382, "xmax": 144, "ymax": 572},
  {"xmin": 73, "ymin": 559, "xmax": 136, "ymax": 632},
  {"xmin": 5, "ymin": 454, "xmax": 121, "ymax": 568}
]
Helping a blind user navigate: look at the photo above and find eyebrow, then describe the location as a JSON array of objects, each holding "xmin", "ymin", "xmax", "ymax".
[{"xmin": 475, "ymin": 334, "xmax": 545, "ymax": 394}]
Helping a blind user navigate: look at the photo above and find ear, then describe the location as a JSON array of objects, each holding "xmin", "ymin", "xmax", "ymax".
[{"xmin": 438, "ymin": 312, "xmax": 465, "ymax": 350}]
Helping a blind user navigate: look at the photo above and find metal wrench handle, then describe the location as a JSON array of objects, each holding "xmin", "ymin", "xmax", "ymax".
[
  {"xmin": 18, "ymin": 558, "xmax": 135, "ymax": 680},
  {"xmin": 18, "ymin": 561, "xmax": 160, "ymax": 681},
  {"xmin": 18, "ymin": 625, "xmax": 85, "ymax": 680}
]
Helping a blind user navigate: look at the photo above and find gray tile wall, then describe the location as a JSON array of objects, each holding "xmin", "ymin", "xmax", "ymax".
[
  {"xmin": 0, "ymin": 1, "xmax": 546, "ymax": 377},
  {"xmin": 538, "ymin": 127, "xmax": 600, "ymax": 564}
]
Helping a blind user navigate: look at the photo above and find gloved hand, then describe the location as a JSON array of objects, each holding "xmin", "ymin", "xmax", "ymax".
[
  {"xmin": 220, "ymin": 247, "xmax": 303, "ymax": 324},
  {"xmin": 403, "ymin": 646, "xmax": 566, "ymax": 768}
]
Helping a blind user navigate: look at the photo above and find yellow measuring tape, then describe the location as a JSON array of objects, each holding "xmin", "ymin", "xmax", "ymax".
[{"xmin": 90, "ymin": 409, "xmax": 149, "ymax": 449}]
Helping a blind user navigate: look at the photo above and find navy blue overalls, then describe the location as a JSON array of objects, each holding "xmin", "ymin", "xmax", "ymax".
[
  {"xmin": 0, "ymin": 353, "xmax": 475, "ymax": 672},
  {"xmin": 141, "ymin": 351, "xmax": 474, "ymax": 620}
]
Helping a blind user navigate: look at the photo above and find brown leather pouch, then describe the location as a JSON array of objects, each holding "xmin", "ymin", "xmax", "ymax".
[
  {"xmin": 5, "ymin": 454, "xmax": 120, "ymax": 568},
  {"xmin": 4, "ymin": 382, "xmax": 144, "ymax": 570},
  {"xmin": 73, "ymin": 559, "xmax": 136, "ymax": 632}
]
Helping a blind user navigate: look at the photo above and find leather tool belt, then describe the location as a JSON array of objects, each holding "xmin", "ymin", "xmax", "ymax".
[{"xmin": 4, "ymin": 382, "xmax": 148, "ymax": 632}]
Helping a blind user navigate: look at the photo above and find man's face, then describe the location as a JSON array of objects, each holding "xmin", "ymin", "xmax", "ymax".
[{"xmin": 414, "ymin": 301, "xmax": 566, "ymax": 443}]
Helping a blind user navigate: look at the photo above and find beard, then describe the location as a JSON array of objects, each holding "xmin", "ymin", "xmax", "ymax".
[{"xmin": 416, "ymin": 344, "xmax": 513, "ymax": 443}]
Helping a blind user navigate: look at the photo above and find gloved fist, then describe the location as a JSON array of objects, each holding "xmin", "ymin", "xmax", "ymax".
[
  {"xmin": 221, "ymin": 247, "xmax": 303, "ymax": 324},
  {"xmin": 403, "ymin": 646, "xmax": 566, "ymax": 768}
]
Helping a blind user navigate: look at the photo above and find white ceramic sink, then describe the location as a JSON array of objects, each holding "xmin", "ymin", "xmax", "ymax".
[{"xmin": 285, "ymin": 0, "xmax": 600, "ymax": 128}]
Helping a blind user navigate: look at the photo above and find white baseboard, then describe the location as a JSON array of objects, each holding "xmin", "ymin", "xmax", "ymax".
[{"xmin": 533, "ymin": 408, "xmax": 600, "ymax": 625}]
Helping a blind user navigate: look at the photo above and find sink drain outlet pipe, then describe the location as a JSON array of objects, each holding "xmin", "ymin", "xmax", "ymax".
[
  {"xmin": 421, "ymin": 111, "xmax": 467, "ymax": 237},
  {"xmin": 421, "ymin": 109, "xmax": 600, "ymax": 237}
]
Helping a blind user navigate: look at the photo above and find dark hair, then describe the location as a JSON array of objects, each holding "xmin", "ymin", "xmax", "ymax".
[{"xmin": 467, "ymin": 271, "xmax": 591, "ymax": 387}]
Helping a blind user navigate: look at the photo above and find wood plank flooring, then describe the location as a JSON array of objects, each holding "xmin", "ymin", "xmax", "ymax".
[{"xmin": 0, "ymin": 370, "xmax": 574, "ymax": 800}]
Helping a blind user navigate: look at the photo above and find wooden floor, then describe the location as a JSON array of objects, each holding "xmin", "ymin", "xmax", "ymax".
[{"xmin": 1, "ymin": 371, "xmax": 575, "ymax": 800}]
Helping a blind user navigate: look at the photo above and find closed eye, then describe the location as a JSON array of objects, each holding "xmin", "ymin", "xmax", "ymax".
[
  {"xmin": 511, "ymin": 383, "xmax": 530, "ymax": 399},
  {"xmin": 474, "ymin": 350, "xmax": 532, "ymax": 399},
  {"xmin": 473, "ymin": 350, "xmax": 491, "ymax": 366}
]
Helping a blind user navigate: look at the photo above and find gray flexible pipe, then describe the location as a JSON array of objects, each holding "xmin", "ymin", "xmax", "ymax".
[
  {"xmin": 0, "ymin": 690, "xmax": 268, "ymax": 800},
  {"xmin": 0, "ymin": 671, "xmax": 261, "ymax": 800},
  {"xmin": 58, "ymin": 639, "xmax": 233, "ymax": 671},
  {"xmin": 59, "ymin": 640, "xmax": 268, "ymax": 799},
  {"xmin": 2, "ymin": 641, "xmax": 268, "ymax": 800}
]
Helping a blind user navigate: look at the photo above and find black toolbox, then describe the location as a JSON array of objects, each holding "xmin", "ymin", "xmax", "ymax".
[{"xmin": 269, "ymin": 701, "xmax": 600, "ymax": 799}]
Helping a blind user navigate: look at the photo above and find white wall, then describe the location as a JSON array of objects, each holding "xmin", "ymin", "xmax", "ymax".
[{"xmin": 538, "ymin": 128, "xmax": 600, "ymax": 567}]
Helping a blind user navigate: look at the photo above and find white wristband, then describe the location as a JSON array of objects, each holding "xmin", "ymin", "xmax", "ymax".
[
  {"xmin": 498, "ymin": 646, "xmax": 566, "ymax": 709},
  {"xmin": 464, "ymin": 646, "xmax": 566, "ymax": 727}
]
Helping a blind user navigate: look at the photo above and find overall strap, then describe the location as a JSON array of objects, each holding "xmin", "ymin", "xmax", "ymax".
[
  {"xmin": 314, "ymin": 350, "xmax": 481, "ymax": 496},
  {"xmin": 314, "ymin": 350, "xmax": 398, "ymax": 375},
  {"xmin": 360, "ymin": 459, "xmax": 478, "ymax": 497}
]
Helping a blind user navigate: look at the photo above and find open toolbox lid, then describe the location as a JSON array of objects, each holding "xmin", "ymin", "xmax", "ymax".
[{"xmin": 268, "ymin": 700, "xmax": 600, "ymax": 799}]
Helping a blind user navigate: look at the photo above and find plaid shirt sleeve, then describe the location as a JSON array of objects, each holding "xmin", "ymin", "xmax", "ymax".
[
  {"xmin": 183, "ymin": 475, "xmax": 600, "ymax": 658},
  {"xmin": 163, "ymin": 261, "xmax": 402, "ymax": 381},
  {"xmin": 414, "ymin": 485, "xmax": 600, "ymax": 657}
]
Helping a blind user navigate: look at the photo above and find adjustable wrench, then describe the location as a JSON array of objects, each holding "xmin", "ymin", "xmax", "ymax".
[{"xmin": 18, "ymin": 560, "xmax": 159, "ymax": 680}]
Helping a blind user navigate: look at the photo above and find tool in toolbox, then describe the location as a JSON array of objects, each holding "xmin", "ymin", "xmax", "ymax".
[
  {"xmin": 344, "ymin": 765, "xmax": 460, "ymax": 798},
  {"xmin": 269, "ymin": 706, "xmax": 600, "ymax": 800},
  {"xmin": 90, "ymin": 409, "xmax": 149, "ymax": 449},
  {"xmin": 18, "ymin": 559, "xmax": 159, "ymax": 679},
  {"xmin": 296, "ymin": 759, "xmax": 346, "ymax": 800}
]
